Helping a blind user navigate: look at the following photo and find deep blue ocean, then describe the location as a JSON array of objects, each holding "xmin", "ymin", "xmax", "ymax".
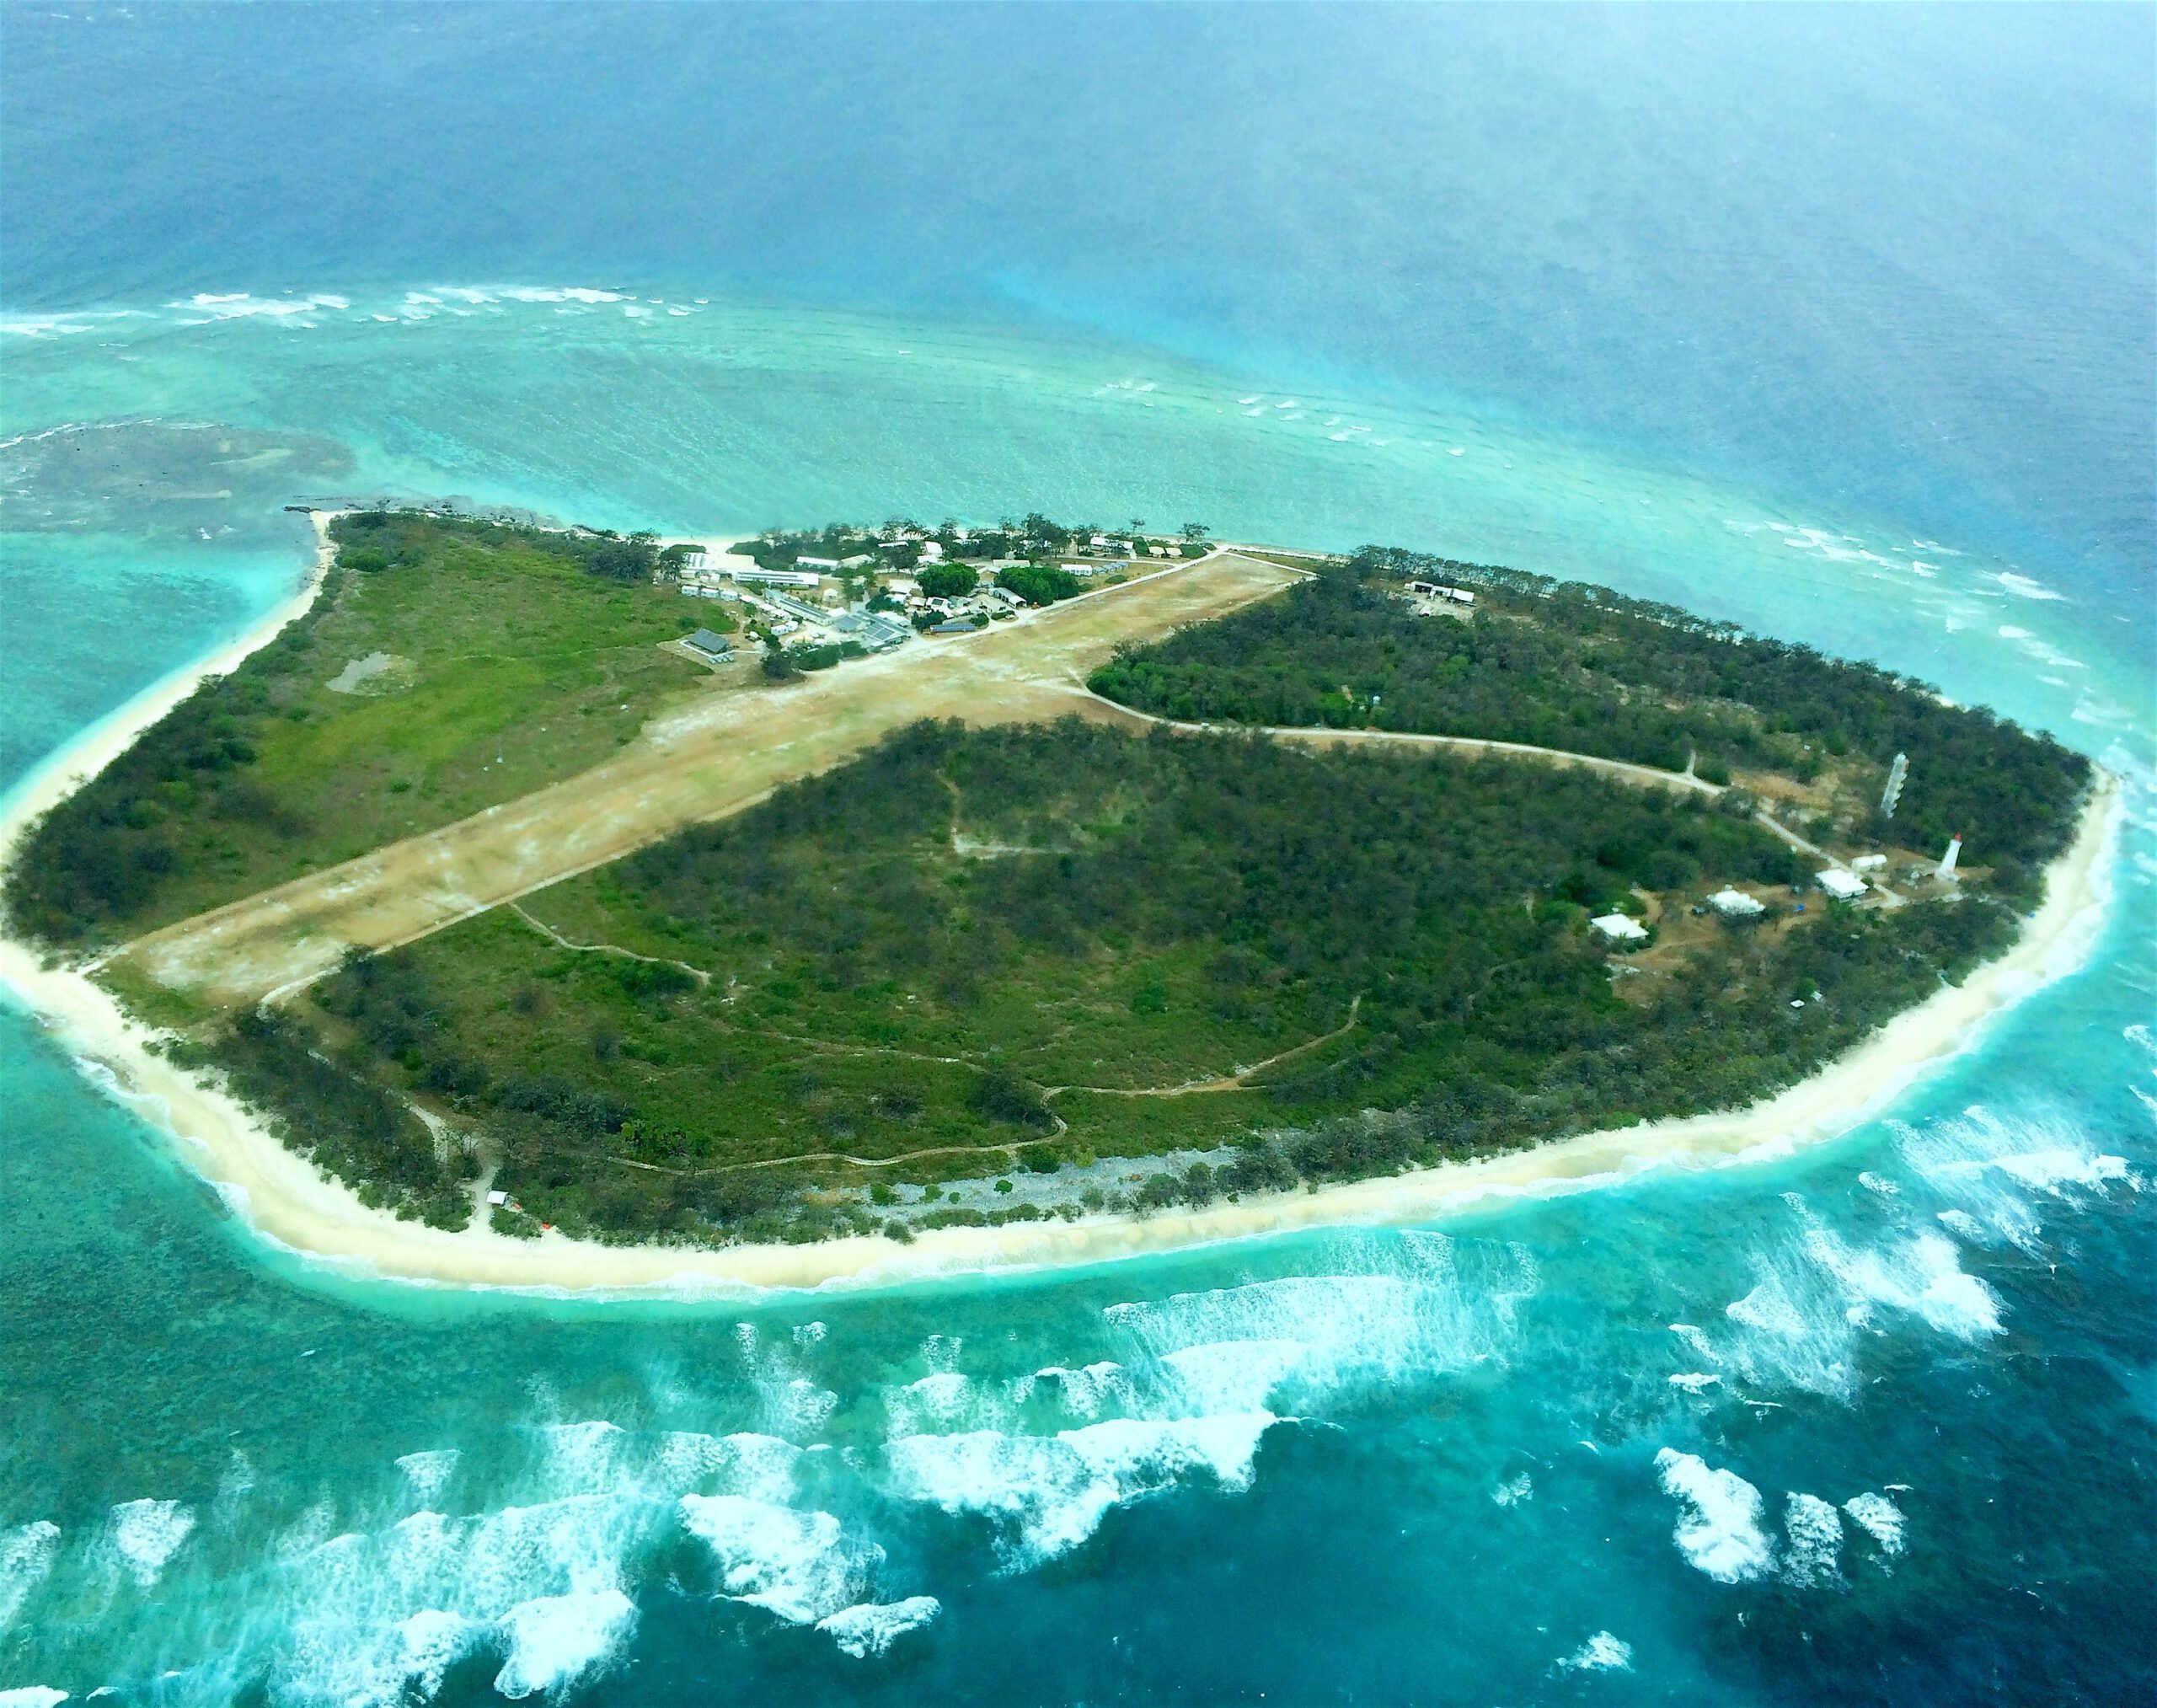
[{"xmin": 2, "ymin": 6, "xmax": 2152, "ymax": 1703}]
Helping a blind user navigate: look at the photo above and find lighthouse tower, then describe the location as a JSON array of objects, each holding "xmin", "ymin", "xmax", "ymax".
[
  {"xmin": 1880, "ymin": 752, "xmax": 1908, "ymax": 818},
  {"xmin": 1936, "ymin": 834, "xmax": 1962, "ymax": 882}
]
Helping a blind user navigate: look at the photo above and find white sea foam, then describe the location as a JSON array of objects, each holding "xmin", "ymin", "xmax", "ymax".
[
  {"xmin": 1936, "ymin": 1208, "xmax": 1990, "ymax": 1242},
  {"xmin": 1653, "ymin": 1449, "xmax": 1771, "ymax": 1582},
  {"xmin": 650, "ymin": 1430, "xmax": 800, "ymax": 1501},
  {"xmin": 1491, "ymin": 1473, "xmax": 1533, "ymax": 1507},
  {"xmin": 0, "ymin": 1520, "xmax": 61, "ymax": 1632},
  {"xmin": 1667, "ymin": 1373, "xmax": 1721, "ymax": 1394},
  {"xmin": 1716, "ymin": 1272, "xmax": 1854, "ymax": 1396},
  {"xmin": 109, "ymin": 1498, "xmax": 195, "ymax": 1588},
  {"xmin": 677, "ymin": 1496, "xmax": 867, "ymax": 1624},
  {"xmin": 493, "ymin": 1588, "xmax": 634, "ymax": 1699},
  {"xmin": 886, "ymin": 1413, "xmax": 1272, "ymax": 1566},
  {"xmin": 174, "ymin": 292, "xmax": 348, "ymax": 321},
  {"xmin": 0, "ymin": 1690, "xmax": 71, "ymax": 1707},
  {"xmin": 816, "ymin": 1595, "xmax": 941, "ymax": 1657},
  {"xmin": 1842, "ymin": 1491, "xmax": 1907, "ymax": 1558},
  {"xmin": 1024, "ymin": 1362, "xmax": 1127, "ymax": 1419},
  {"xmin": 1556, "ymin": 1630, "xmax": 1633, "ymax": 1673},
  {"xmin": 540, "ymin": 1419, "xmax": 630, "ymax": 1494},
  {"xmin": 1160, "ymin": 1339, "xmax": 1310, "ymax": 1414},
  {"xmin": 1994, "ymin": 572, "xmax": 2063, "ymax": 601},
  {"xmin": 394, "ymin": 1448, "xmax": 459, "ymax": 1506},
  {"xmin": 273, "ymin": 1490, "xmax": 657, "ymax": 1706},
  {"xmin": 1858, "ymin": 1172, "xmax": 1901, "ymax": 1197},
  {"xmin": 1895, "ymin": 1105, "xmax": 2140, "ymax": 1257},
  {"xmin": 1104, "ymin": 1233, "xmax": 1531, "ymax": 1408},
  {"xmin": 1793, "ymin": 1212, "xmax": 2004, "ymax": 1341},
  {"xmin": 887, "ymin": 1370, "xmax": 977, "ymax": 1433},
  {"xmin": 390, "ymin": 1609, "xmax": 479, "ymax": 1699},
  {"xmin": 1780, "ymin": 1493, "xmax": 1844, "ymax": 1587}
]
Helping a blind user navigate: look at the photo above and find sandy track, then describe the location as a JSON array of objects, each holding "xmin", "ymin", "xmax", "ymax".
[{"xmin": 110, "ymin": 552, "xmax": 1298, "ymax": 1005}]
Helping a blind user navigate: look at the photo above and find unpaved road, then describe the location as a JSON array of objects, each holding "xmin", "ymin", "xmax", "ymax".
[{"xmin": 111, "ymin": 552, "xmax": 1298, "ymax": 1005}]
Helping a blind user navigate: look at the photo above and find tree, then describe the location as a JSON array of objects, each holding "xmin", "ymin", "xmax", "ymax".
[
  {"xmin": 1181, "ymin": 522, "xmax": 1211, "ymax": 542},
  {"xmin": 917, "ymin": 564, "xmax": 978, "ymax": 600}
]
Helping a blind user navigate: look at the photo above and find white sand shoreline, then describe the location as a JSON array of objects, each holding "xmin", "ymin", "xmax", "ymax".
[{"xmin": 0, "ymin": 522, "xmax": 2122, "ymax": 1298}]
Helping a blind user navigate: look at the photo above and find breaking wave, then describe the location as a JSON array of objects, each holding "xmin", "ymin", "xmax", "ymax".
[
  {"xmin": 1653, "ymin": 1449, "xmax": 1771, "ymax": 1583},
  {"xmin": 886, "ymin": 1412, "xmax": 1273, "ymax": 1568}
]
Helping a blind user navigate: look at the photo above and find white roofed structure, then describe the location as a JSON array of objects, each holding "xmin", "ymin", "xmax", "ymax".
[
  {"xmin": 1590, "ymin": 913, "xmax": 1650, "ymax": 943},
  {"xmin": 1816, "ymin": 869, "xmax": 1869, "ymax": 902},
  {"xmin": 1708, "ymin": 887, "xmax": 1766, "ymax": 919}
]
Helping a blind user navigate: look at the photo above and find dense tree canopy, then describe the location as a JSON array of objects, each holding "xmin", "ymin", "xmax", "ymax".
[{"xmin": 1089, "ymin": 547, "xmax": 2088, "ymax": 897}]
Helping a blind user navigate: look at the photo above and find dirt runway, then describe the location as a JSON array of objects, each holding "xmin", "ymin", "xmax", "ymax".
[{"xmin": 112, "ymin": 552, "xmax": 1299, "ymax": 1005}]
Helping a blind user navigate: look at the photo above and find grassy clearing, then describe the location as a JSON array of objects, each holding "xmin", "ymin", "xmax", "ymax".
[{"xmin": 8, "ymin": 515, "xmax": 728, "ymax": 945}]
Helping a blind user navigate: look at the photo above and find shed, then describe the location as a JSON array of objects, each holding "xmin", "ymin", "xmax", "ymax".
[
  {"xmin": 1816, "ymin": 869, "xmax": 1869, "ymax": 902},
  {"xmin": 683, "ymin": 628, "xmax": 733, "ymax": 659},
  {"xmin": 1590, "ymin": 913, "xmax": 1650, "ymax": 943},
  {"xmin": 1708, "ymin": 887, "xmax": 1766, "ymax": 919},
  {"xmin": 930, "ymin": 618, "xmax": 977, "ymax": 635}
]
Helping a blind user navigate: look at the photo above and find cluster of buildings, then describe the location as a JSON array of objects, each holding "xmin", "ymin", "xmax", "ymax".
[
  {"xmin": 1592, "ymin": 832, "xmax": 1966, "ymax": 948},
  {"xmin": 661, "ymin": 522, "xmax": 1192, "ymax": 664}
]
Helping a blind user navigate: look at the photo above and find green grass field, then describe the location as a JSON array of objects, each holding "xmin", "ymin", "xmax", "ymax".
[{"xmin": 10, "ymin": 516, "xmax": 733, "ymax": 941}]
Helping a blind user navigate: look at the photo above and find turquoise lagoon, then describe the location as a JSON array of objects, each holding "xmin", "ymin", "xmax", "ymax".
[{"xmin": 2, "ymin": 7, "xmax": 2153, "ymax": 1702}]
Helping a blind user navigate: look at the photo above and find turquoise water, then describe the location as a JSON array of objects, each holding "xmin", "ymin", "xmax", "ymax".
[{"xmin": 3, "ymin": 8, "xmax": 2154, "ymax": 1702}]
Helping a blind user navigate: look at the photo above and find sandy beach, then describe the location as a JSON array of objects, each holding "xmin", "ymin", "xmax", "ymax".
[{"xmin": 0, "ymin": 527, "xmax": 2122, "ymax": 1297}]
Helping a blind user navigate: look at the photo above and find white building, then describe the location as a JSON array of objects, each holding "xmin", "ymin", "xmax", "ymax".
[
  {"xmin": 1590, "ymin": 913, "xmax": 1650, "ymax": 943},
  {"xmin": 1708, "ymin": 887, "xmax": 1766, "ymax": 919},
  {"xmin": 1850, "ymin": 854, "xmax": 1887, "ymax": 871},
  {"xmin": 1936, "ymin": 835, "xmax": 1962, "ymax": 881},
  {"xmin": 730, "ymin": 565, "xmax": 822, "ymax": 588},
  {"xmin": 1816, "ymin": 869, "xmax": 1869, "ymax": 902},
  {"xmin": 796, "ymin": 556, "xmax": 841, "ymax": 572}
]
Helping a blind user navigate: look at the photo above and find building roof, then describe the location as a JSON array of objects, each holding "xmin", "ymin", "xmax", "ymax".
[
  {"xmin": 930, "ymin": 618, "xmax": 976, "ymax": 634},
  {"xmin": 683, "ymin": 628, "xmax": 733, "ymax": 656},
  {"xmin": 1590, "ymin": 913, "xmax": 1650, "ymax": 942},
  {"xmin": 1708, "ymin": 887, "xmax": 1766, "ymax": 917},
  {"xmin": 1816, "ymin": 869, "xmax": 1869, "ymax": 901}
]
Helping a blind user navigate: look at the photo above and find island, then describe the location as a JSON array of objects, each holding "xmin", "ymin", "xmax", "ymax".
[{"xmin": 0, "ymin": 508, "xmax": 2106, "ymax": 1287}]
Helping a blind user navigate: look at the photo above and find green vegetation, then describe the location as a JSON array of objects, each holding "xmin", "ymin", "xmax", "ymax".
[
  {"xmin": 1090, "ymin": 547, "xmax": 2088, "ymax": 902},
  {"xmin": 24, "ymin": 508, "xmax": 2091, "ymax": 1245},
  {"xmin": 916, "ymin": 564, "xmax": 979, "ymax": 600},
  {"xmin": 995, "ymin": 563, "xmax": 1086, "ymax": 607},
  {"xmin": 6, "ymin": 512, "xmax": 725, "ymax": 946},
  {"xmin": 177, "ymin": 717, "xmax": 2031, "ymax": 1240}
]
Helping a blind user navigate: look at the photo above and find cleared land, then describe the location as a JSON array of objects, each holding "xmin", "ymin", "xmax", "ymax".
[
  {"xmin": 9, "ymin": 519, "xmax": 734, "ymax": 946},
  {"xmin": 105, "ymin": 549, "xmax": 1298, "ymax": 1005}
]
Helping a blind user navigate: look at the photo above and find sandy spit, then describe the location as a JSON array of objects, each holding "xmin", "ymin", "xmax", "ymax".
[{"xmin": 0, "ymin": 523, "xmax": 2122, "ymax": 1298}]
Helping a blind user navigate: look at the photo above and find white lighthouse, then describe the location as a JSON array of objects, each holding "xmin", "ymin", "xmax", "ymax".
[{"xmin": 1936, "ymin": 834, "xmax": 1962, "ymax": 882}]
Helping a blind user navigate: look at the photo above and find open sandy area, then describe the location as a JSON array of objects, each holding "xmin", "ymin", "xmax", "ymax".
[{"xmin": 0, "ymin": 522, "xmax": 2120, "ymax": 1296}]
